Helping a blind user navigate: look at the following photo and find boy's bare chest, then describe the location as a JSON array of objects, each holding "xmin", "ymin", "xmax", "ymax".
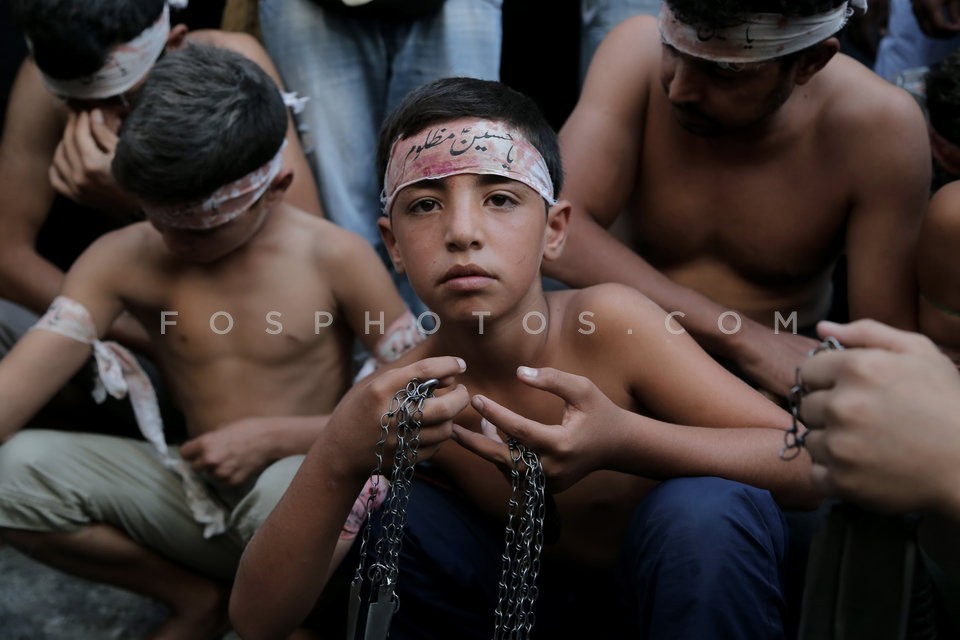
[{"xmin": 134, "ymin": 259, "xmax": 342, "ymax": 362}]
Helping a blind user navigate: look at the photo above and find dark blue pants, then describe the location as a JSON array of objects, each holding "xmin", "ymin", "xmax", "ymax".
[{"xmin": 343, "ymin": 475, "xmax": 787, "ymax": 640}]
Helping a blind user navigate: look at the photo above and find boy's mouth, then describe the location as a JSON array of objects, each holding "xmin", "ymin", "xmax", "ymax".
[
  {"xmin": 441, "ymin": 264, "xmax": 492, "ymax": 280},
  {"xmin": 440, "ymin": 264, "xmax": 495, "ymax": 286}
]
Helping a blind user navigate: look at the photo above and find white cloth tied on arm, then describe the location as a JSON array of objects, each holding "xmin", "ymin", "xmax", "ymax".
[{"xmin": 31, "ymin": 296, "xmax": 228, "ymax": 538}]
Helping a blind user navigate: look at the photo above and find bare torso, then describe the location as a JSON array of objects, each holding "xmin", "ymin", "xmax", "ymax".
[
  {"xmin": 560, "ymin": 16, "xmax": 927, "ymax": 333},
  {"xmin": 119, "ymin": 207, "xmax": 353, "ymax": 435},
  {"xmin": 632, "ymin": 97, "xmax": 849, "ymax": 327}
]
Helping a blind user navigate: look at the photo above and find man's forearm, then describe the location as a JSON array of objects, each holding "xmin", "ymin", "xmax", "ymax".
[
  {"xmin": 604, "ymin": 415, "xmax": 821, "ymax": 509},
  {"xmin": 0, "ymin": 247, "xmax": 66, "ymax": 315}
]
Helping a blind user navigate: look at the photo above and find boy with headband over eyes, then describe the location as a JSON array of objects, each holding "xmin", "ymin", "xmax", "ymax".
[
  {"xmin": 0, "ymin": 0, "xmax": 321, "ymax": 359},
  {"xmin": 546, "ymin": 0, "xmax": 930, "ymax": 401},
  {"xmin": 0, "ymin": 44, "xmax": 417, "ymax": 639},
  {"xmin": 232, "ymin": 77, "xmax": 820, "ymax": 640}
]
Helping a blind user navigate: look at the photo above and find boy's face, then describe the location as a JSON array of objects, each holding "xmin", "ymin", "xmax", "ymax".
[
  {"xmin": 151, "ymin": 197, "xmax": 271, "ymax": 264},
  {"xmin": 379, "ymin": 173, "xmax": 567, "ymax": 323}
]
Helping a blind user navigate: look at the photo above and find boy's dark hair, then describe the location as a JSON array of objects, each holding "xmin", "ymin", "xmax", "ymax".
[
  {"xmin": 377, "ymin": 77, "xmax": 563, "ymax": 200},
  {"xmin": 10, "ymin": 0, "xmax": 165, "ymax": 80},
  {"xmin": 666, "ymin": 0, "xmax": 848, "ymax": 31},
  {"xmin": 926, "ymin": 53, "xmax": 960, "ymax": 146},
  {"xmin": 113, "ymin": 44, "xmax": 287, "ymax": 204}
]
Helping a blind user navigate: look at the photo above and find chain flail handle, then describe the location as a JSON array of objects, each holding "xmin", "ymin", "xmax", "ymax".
[
  {"xmin": 347, "ymin": 377, "xmax": 438, "ymax": 640},
  {"xmin": 780, "ymin": 337, "xmax": 845, "ymax": 461}
]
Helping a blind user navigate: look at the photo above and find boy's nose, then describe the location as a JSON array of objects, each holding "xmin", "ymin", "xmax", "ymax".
[{"xmin": 444, "ymin": 203, "xmax": 484, "ymax": 251}]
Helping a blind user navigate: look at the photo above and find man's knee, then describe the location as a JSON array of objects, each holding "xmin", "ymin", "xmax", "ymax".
[
  {"xmin": 0, "ymin": 430, "xmax": 67, "ymax": 481},
  {"xmin": 620, "ymin": 478, "xmax": 788, "ymax": 638},
  {"xmin": 629, "ymin": 477, "xmax": 785, "ymax": 547},
  {"xmin": 231, "ymin": 455, "xmax": 304, "ymax": 543}
]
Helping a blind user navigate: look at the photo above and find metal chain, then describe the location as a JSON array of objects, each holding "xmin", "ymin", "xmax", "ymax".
[
  {"xmin": 348, "ymin": 377, "xmax": 438, "ymax": 640},
  {"xmin": 493, "ymin": 438, "xmax": 546, "ymax": 640},
  {"xmin": 781, "ymin": 336, "xmax": 844, "ymax": 460}
]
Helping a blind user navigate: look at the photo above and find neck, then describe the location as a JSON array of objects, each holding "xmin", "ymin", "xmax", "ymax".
[{"xmin": 432, "ymin": 289, "xmax": 553, "ymax": 378}]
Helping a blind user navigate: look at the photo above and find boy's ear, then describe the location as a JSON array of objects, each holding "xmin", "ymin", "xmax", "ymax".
[
  {"xmin": 542, "ymin": 199, "xmax": 570, "ymax": 262},
  {"xmin": 166, "ymin": 24, "xmax": 189, "ymax": 50},
  {"xmin": 265, "ymin": 169, "xmax": 294, "ymax": 201},
  {"xmin": 377, "ymin": 216, "xmax": 404, "ymax": 274},
  {"xmin": 794, "ymin": 39, "xmax": 838, "ymax": 86}
]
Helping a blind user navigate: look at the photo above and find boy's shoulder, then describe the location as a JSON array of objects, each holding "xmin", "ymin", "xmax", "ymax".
[{"xmin": 554, "ymin": 283, "xmax": 666, "ymax": 332}]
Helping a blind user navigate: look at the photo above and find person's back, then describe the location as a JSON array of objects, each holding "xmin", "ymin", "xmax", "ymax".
[{"xmin": 549, "ymin": 0, "xmax": 930, "ymax": 395}]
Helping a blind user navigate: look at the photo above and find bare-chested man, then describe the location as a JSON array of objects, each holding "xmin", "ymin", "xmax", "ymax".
[{"xmin": 546, "ymin": 0, "xmax": 930, "ymax": 396}]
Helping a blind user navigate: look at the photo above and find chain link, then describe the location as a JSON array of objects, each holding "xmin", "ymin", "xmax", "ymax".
[
  {"xmin": 349, "ymin": 377, "xmax": 438, "ymax": 640},
  {"xmin": 780, "ymin": 337, "xmax": 844, "ymax": 460},
  {"xmin": 493, "ymin": 438, "xmax": 546, "ymax": 640}
]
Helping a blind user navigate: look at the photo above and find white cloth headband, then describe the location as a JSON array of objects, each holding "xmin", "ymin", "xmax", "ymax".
[
  {"xmin": 382, "ymin": 118, "xmax": 557, "ymax": 215},
  {"xmin": 141, "ymin": 140, "xmax": 287, "ymax": 230},
  {"xmin": 658, "ymin": 0, "xmax": 867, "ymax": 64},
  {"xmin": 33, "ymin": 4, "xmax": 173, "ymax": 101}
]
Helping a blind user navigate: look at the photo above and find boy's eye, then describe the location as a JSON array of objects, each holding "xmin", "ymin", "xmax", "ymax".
[
  {"xmin": 409, "ymin": 198, "xmax": 440, "ymax": 214},
  {"xmin": 487, "ymin": 193, "xmax": 517, "ymax": 208}
]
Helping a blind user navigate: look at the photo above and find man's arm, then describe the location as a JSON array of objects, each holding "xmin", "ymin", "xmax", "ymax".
[
  {"xmin": 843, "ymin": 81, "xmax": 929, "ymax": 330},
  {"xmin": 203, "ymin": 31, "xmax": 324, "ymax": 218},
  {"xmin": 912, "ymin": 0, "xmax": 960, "ymax": 37},
  {"xmin": 544, "ymin": 17, "xmax": 817, "ymax": 396},
  {"xmin": 917, "ymin": 181, "xmax": 960, "ymax": 352},
  {"xmin": 0, "ymin": 60, "xmax": 68, "ymax": 312},
  {"xmin": 0, "ymin": 61, "xmax": 153, "ymax": 353}
]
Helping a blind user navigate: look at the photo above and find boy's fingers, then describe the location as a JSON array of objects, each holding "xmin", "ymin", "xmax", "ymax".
[
  {"xmin": 388, "ymin": 356, "xmax": 466, "ymax": 390},
  {"xmin": 421, "ymin": 384, "xmax": 469, "ymax": 423},
  {"xmin": 60, "ymin": 113, "xmax": 82, "ymax": 167},
  {"xmin": 451, "ymin": 424, "xmax": 510, "ymax": 466},
  {"xmin": 515, "ymin": 366, "xmax": 591, "ymax": 407},
  {"xmin": 471, "ymin": 394, "xmax": 546, "ymax": 445}
]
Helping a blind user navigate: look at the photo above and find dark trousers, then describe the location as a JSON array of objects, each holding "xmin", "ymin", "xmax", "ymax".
[{"xmin": 337, "ymin": 475, "xmax": 788, "ymax": 640}]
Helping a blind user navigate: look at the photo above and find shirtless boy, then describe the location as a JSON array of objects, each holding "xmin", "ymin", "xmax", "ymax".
[
  {"xmin": 1, "ymin": 0, "xmax": 321, "ymax": 352},
  {"xmin": 546, "ymin": 0, "xmax": 930, "ymax": 396},
  {"xmin": 233, "ymin": 77, "xmax": 819, "ymax": 640},
  {"xmin": 0, "ymin": 45, "xmax": 411, "ymax": 639}
]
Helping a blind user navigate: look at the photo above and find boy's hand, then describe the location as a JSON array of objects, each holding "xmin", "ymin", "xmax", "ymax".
[
  {"xmin": 800, "ymin": 320, "xmax": 960, "ymax": 516},
  {"xmin": 453, "ymin": 366, "xmax": 627, "ymax": 493},
  {"xmin": 329, "ymin": 356, "xmax": 470, "ymax": 478},
  {"xmin": 49, "ymin": 110, "xmax": 139, "ymax": 215},
  {"xmin": 180, "ymin": 418, "xmax": 276, "ymax": 486}
]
